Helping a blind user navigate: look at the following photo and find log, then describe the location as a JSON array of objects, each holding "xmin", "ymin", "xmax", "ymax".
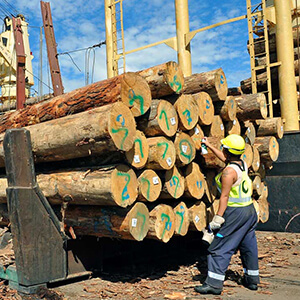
[
  {"xmin": 188, "ymin": 201, "xmax": 207, "ymax": 231},
  {"xmin": 161, "ymin": 165, "xmax": 185, "ymax": 199},
  {"xmin": 200, "ymin": 137, "xmax": 225, "ymax": 169},
  {"xmin": 147, "ymin": 204, "xmax": 176, "ymax": 243},
  {"xmin": 252, "ymin": 175, "xmax": 262, "ymax": 198},
  {"xmin": 207, "ymin": 199, "xmax": 220, "ymax": 222},
  {"xmin": 174, "ymin": 132, "xmax": 196, "ymax": 166},
  {"xmin": 257, "ymin": 196, "xmax": 269, "ymax": 223},
  {"xmin": 136, "ymin": 99, "xmax": 178, "ymax": 137},
  {"xmin": 137, "ymin": 169, "xmax": 162, "ymax": 202},
  {"xmin": 182, "ymin": 68, "xmax": 228, "ymax": 101},
  {"xmin": 242, "ymin": 121, "xmax": 256, "ymax": 145},
  {"xmin": 203, "ymin": 115, "xmax": 225, "ymax": 139},
  {"xmin": 145, "ymin": 137, "xmax": 176, "ymax": 170},
  {"xmin": 253, "ymin": 200, "xmax": 260, "ymax": 221},
  {"xmin": 184, "ymin": 162, "xmax": 205, "ymax": 200},
  {"xmin": 168, "ymin": 94, "xmax": 199, "ymax": 130},
  {"xmin": 137, "ymin": 61, "xmax": 184, "ymax": 98},
  {"xmin": 234, "ymin": 93, "xmax": 268, "ymax": 121},
  {"xmin": 188, "ymin": 124, "xmax": 204, "ymax": 150},
  {"xmin": 204, "ymin": 170, "xmax": 218, "ymax": 203},
  {"xmin": 228, "ymin": 87, "xmax": 243, "ymax": 96},
  {"xmin": 241, "ymin": 143, "xmax": 254, "ymax": 168},
  {"xmin": 225, "ymin": 118, "xmax": 241, "ymax": 135},
  {"xmin": 0, "ymin": 72, "xmax": 151, "ymax": 134},
  {"xmin": 192, "ymin": 92, "xmax": 214, "ymax": 125},
  {"xmin": 0, "ymin": 102, "xmax": 136, "ymax": 167},
  {"xmin": 251, "ymin": 145, "xmax": 261, "ymax": 172},
  {"xmin": 173, "ymin": 201, "xmax": 190, "ymax": 236},
  {"xmin": 0, "ymin": 165, "xmax": 138, "ymax": 207},
  {"xmin": 64, "ymin": 202, "xmax": 149, "ymax": 241},
  {"xmin": 213, "ymin": 97, "xmax": 237, "ymax": 121},
  {"xmin": 125, "ymin": 130, "xmax": 149, "ymax": 169},
  {"xmin": 253, "ymin": 136, "xmax": 279, "ymax": 162},
  {"xmin": 255, "ymin": 117, "xmax": 284, "ymax": 139}
]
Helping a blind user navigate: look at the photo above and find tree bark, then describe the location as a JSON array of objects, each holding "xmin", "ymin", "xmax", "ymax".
[
  {"xmin": 192, "ymin": 92, "xmax": 214, "ymax": 125},
  {"xmin": 173, "ymin": 201, "xmax": 190, "ymax": 236},
  {"xmin": 234, "ymin": 93, "xmax": 268, "ymax": 121},
  {"xmin": 228, "ymin": 87, "xmax": 243, "ymax": 96},
  {"xmin": 137, "ymin": 169, "xmax": 162, "ymax": 202},
  {"xmin": 0, "ymin": 165, "xmax": 138, "ymax": 207},
  {"xmin": 64, "ymin": 202, "xmax": 149, "ymax": 241},
  {"xmin": 0, "ymin": 102, "xmax": 136, "ymax": 167},
  {"xmin": 214, "ymin": 96, "xmax": 237, "ymax": 121},
  {"xmin": 184, "ymin": 162, "xmax": 205, "ymax": 199},
  {"xmin": 136, "ymin": 99, "xmax": 178, "ymax": 137},
  {"xmin": 0, "ymin": 72, "xmax": 151, "ymax": 134},
  {"xmin": 188, "ymin": 124, "xmax": 204, "ymax": 151},
  {"xmin": 145, "ymin": 137, "xmax": 176, "ymax": 170},
  {"xmin": 255, "ymin": 117, "xmax": 284, "ymax": 139},
  {"xmin": 182, "ymin": 68, "xmax": 228, "ymax": 101},
  {"xmin": 254, "ymin": 136, "xmax": 279, "ymax": 162},
  {"xmin": 174, "ymin": 132, "xmax": 196, "ymax": 166},
  {"xmin": 188, "ymin": 201, "xmax": 207, "ymax": 232},
  {"xmin": 125, "ymin": 130, "xmax": 149, "ymax": 169},
  {"xmin": 147, "ymin": 204, "xmax": 176, "ymax": 243},
  {"xmin": 161, "ymin": 165, "xmax": 185, "ymax": 199},
  {"xmin": 137, "ymin": 61, "xmax": 184, "ymax": 98}
]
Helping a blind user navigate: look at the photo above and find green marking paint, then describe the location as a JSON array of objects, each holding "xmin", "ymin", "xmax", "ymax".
[
  {"xmin": 230, "ymin": 99, "xmax": 234, "ymax": 109},
  {"xmin": 140, "ymin": 177, "xmax": 151, "ymax": 200},
  {"xmin": 169, "ymin": 75, "xmax": 182, "ymax": 93},
  {"xmin": 136, "ymin": 212, "xmax": 146, "ymax": 240},
  {"xmin": 175, "ymin": 205, "xmax": 185, "ymax": 234},
  {"xmin": 183, "ymin": 109, "xmax": 192, "ymax": 125},
  {"xmin": 129, "ymin": 89, "xmax": 144, "ymax": 115},
  {"xmin": 171, "ymin": 175, "xmax": 180, "ymax": 198},
  {"xmin": 111, "ymin": 127, "xmax": 129, "ymax": 150},
  {"xmin": 159, "ymin": 110, "xmax": 170, "ymax": 130},
  {"xmin": 135, "ymin": 138, "xmax": 144, "ymax": 158},
  {"xmin": 161, "ymin": 213, "xmax": 171, "ymax": 240},
  {"xmin": 205, "ymin": 99, "xmax": 211, "ymax": 109},
  {"xmin": 157, "ymin": 142, "xmax": 169, "ymax": 159},
  {"xmin": 179, "ymin": 139, "xmax": 192, "ymax": 162},
  {"xmin": 117, "ymin": 172, "xmax": 131, "ymax": 202}
]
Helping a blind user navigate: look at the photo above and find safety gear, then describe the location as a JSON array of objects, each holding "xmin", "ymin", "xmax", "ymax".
[
  {"xmin": 209, "ymin": 215, "xmax": 225, "ymax": 230},
  {"xmin": 215, "ymin": 162, "xmax": 253, "ymax": 207},
  {"xmin": 202, "ymin": 228, "xmax": 215, "ymax": 245},
  {"xmin": 242, "ymin": 277, "xmax": 258, "ymax": 291},
  {"xmin": 221, "ymin": 134, "xmax": 245, "ymax": 155},
  {"xmin": 194, "ymin": 283, "xmax": 222, "ymax": 295}
]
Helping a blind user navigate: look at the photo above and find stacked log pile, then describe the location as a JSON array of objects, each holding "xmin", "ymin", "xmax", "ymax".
[{"xmin": 0, "ymin": 61, "xmax": 280, "ymax": 244}]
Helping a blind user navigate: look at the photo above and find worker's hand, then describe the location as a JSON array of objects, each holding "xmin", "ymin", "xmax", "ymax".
[
  {"xmin": 201, "ymin": 136, "xmax": 211, "ymax": 148},
  {"xmin": 209, "ymin": 215, "xmax": 225, "ymax": 230}
]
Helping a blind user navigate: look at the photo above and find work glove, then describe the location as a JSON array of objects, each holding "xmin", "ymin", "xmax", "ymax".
[
  {"xmin": 202, "ymin": 228, "xmax": 214, "ymax": 245},
  {"xmin": 209, "ymin": 215, "xmax": 225, "ymax": 231}
]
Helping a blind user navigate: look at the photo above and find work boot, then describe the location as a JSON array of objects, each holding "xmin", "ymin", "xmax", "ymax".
[
  {"xmin": 194, "ymin": 283, "xmax": 222, "ymax": 295},
  {"xmin": 242, "ymin": 277, "xmax": 258, "ymax": 291}
]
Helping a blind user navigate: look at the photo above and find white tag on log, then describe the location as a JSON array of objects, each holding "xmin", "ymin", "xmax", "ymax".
[
  {"xmin": 256, "ymin": 184, "xmax": 260, "ymax": 189},
  {"xmin": 194, "ymin": 127, "xmax": 200, "ymax": 135},
  {"xmin": 233, "ymin": 119, "xmax": 236, "ymax": 125},
  {"xmin": 152, "ymin": 176, "xmax": 159, "ymax": 185},
  {"xmin": 182, "ymin": 145, "xmax": 188, "ymax": 153},
  {"xmin": 170, "ymin": 117, "xmax": 176, "ymax": 125},
  {"xmin": 134, "ymin": 155, "xmax": 140, "ymax": 163},
  {"xmin": 195, "ymin": 215, "xmax": 200, "ymax": 223},
  {"xmin": 131, "ymin": 218, "xmax": 137, "ymax": 228},
  {"xmin": 166, "ymin": 157, "xmax": 172, "ymax": 166},
  {"xmin": 248, "ymin": 127, "xmax": 251, "ymax": 133},
  {"xmin": 220, "ymin": 124, "xmax": 224, "ymax": 131},
  {"xmin": 257, "ymin": 162, "xmax": 259, "ymax": 167}
]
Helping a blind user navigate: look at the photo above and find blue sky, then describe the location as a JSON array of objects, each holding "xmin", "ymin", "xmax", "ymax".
[{"xmin": 4, "ymin": 0, "xmax": 251, "ymax": 95}]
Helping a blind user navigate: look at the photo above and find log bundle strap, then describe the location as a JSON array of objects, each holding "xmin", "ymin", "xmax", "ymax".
[
  {"xmin": 138, "ymin": 61, "xmax": 184, "ymax": 98},
  {"xmin": 0, "ymin": 102, "xmax": 136, "ymax": 167}
]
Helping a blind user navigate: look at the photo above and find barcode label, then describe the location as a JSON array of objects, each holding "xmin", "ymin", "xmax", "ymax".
[
  {"xmin": 153, "ymin": 177, "xmax": 159, "ymax": 185},
  {"xmin": 131, "ymin": 218, "xmax": 137, "ymax": 227},
  {"xmin": 170, "ymin": 117, "xmax": 176, "ymax": 125},
  {"xmin": 195, "ymin": 215, "xmax": 200, "ymax": 223},
  {"xmin": 182, "ymin": 145, "xmax": 188, "ymax": 153},
  {"xmin": 166, "ymin": 157, "xmax": 172, "ymax": 166},
  {"xmin": 134, "ymin": 155, "xmax": 140, "ymax": 163},
  {"xmin": 233, "ymin": 119, "xmax": 236, "ymax": 125},
  {"xmin": 220, "ymin": 124, "xmax": 224, "ymax": 131},
  {"xmin": 194, "ymin": 127, "xmax": 200, "ymax": 135}
]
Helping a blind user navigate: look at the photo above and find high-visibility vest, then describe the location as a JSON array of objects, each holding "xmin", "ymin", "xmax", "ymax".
[{"xmin": 215, "ymin": 162, "xmax": 253, "ymax": 207}]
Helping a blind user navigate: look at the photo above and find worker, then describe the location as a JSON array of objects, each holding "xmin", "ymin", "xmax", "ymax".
[{"xmin": 195, "ymin": 134, "xmax": 259, "ymax": 295}]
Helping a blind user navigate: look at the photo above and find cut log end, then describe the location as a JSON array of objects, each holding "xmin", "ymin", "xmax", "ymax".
[
  {"xmin": 163, "ymin": 61, "xmax": 185, "ymax": 94},
  {"xmin": 257, "ymin": 196, "xmax": 269, "ymax": 223},
  {"xmin": 185, "ymin": 162, "xmax": 205, "ymax": 199},
  {"xmin": 241, "ymin": 144, "xmax": 254, "ymax": 168},
  {"xmin": 126, "ymin": 130, "xmax": 149, "ymax": 169},
  {"xmin": 174, "ymin": 132, "xmax": 196, "ymax": 166},
  {"xmin": 108, "ymin": 102, "xmax": 136, "ymax": 151},
  {"xmin": 156, "ymin": 100, "xmax": 178, "ymax": 137},
  {"xmin": 193, "ymin": 92, "xmax": 214, "ymax": 126},
  {"xmin": 120, "ymin": 72, "xmax": 152, "ymax": 117},
  {"xmin": 173, "ymin": 201, "xmax": 190, "ymax": 236},
  {"xmin": 138, "ymin": 169, "xmax": 162, "ymax": 202},
  {"xmin": 189, "ymin": 201, "xmax": 207, "ymax": 232},
  {"xmin": 215, "ymin": 69, "xmax": 228, "ymax": 101},
  {"xmin": 111, "ymin": 165, "xmax": 138, "ymax": 207},
  {"xmin": 188, "ymin": 124, "xmax": 204, "ymax": 150},
  {"xmin": 163, "ymin": 165, "xmax": 185, "ymax": 199}
]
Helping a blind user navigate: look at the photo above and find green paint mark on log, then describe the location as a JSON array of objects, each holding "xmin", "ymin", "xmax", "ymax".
[
  {"xmin": 157, "ymin": 142, "xmax": 169, "ymax": 159},
  {"xmin": 140, "ymin": 177, "xmax": 151, "ymax": 200},
  {"xmin": 135, "ymin": 138, "xmax": 144, "ymax": 158},
  {"xmin": 159, "ymin": 110, "xmax": 170, "ymax": 130},
  {"xmin": 111, "ymin": 127, "xmax": 129, "ymax": 150},
  {"xmin": 175, "ymin": 205, "xmax": 185, "ymax": 234},
  {"xmin": 161, "ymin": 213, "xmax": 171, "ymax": 240},
  {"xmin": 117, "ymin": 172, "xmax": 131, "ymax": 202},
  {"xmin": 129, "ymin": 89, "xmax": 144, "ymax": 115}
]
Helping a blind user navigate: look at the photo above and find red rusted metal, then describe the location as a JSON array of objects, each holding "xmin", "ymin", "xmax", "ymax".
[
  {"xmin": 40, "ymin": 1, "xmax": 64, "ymax": 96},
  {"xmin": 12, "ymin": 17, "xmax": 26, "ymax": 110}
]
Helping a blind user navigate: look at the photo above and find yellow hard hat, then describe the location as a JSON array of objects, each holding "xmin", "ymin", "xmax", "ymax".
[{"xmin": 221, "ymin": 134, "xmax": 245, "ymax": 155}]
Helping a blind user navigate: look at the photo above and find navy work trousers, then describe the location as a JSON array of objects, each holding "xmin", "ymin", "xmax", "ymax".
[{"xmin": 205, "ymin": 203, "xmax": 260, "ymax": 289}]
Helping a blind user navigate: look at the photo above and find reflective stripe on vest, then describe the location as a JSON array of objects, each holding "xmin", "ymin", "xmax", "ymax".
[{"xmin": 215, "ymin": 164, "xmax": 253, "ymax": 207}]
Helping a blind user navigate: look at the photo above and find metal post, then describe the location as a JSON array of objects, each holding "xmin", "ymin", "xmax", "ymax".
[
  {"xmin": 175, "ymin": 0, "xmax": 192, "ymax": 76},
  {"xmin": 274, "ymin": 0, "xmax": 300, "ymax": 131},
  {"xmin": 105, "ymin": 0, "xmax": 115, "ymax": 78}
]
